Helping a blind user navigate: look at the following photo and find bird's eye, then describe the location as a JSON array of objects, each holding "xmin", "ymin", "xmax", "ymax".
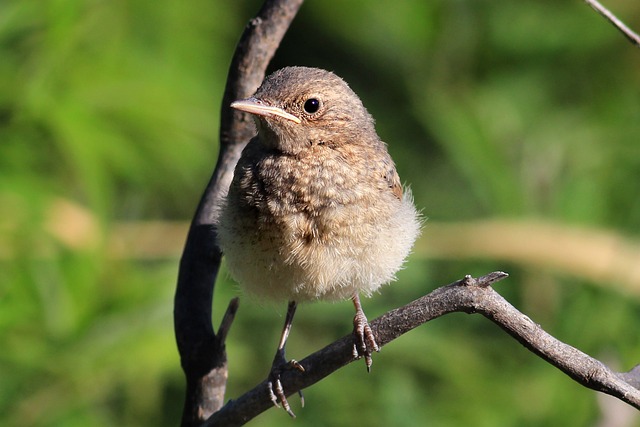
[{"xmin": 303, "ymin": 98, "xmax": 321, "ymax": 114}]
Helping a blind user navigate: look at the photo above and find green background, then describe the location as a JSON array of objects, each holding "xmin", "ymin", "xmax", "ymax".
[{"xmin": 2, "ymin": 0, "xmax": 640, "ymax": 425}]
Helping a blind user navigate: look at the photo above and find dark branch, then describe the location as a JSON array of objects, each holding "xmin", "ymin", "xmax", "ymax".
[
  {"xmin": 584, "ymin": 0, "xmax": 640, "ymax": 48},
  {"xmin": 173, "ymin": 0, "xmax": 305, "ymax": 425},
  {"xmin": 204, "ymin": 272, "xmax": 640, "ymax": 427},
  {"xmin": 216, "ymin": 297, "xmax": 240, "ymax": 345}
]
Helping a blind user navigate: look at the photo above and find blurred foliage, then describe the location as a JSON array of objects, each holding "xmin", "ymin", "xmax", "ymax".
[{"xmin": 1, "ymin": 0, "xmax": 640, "ymax": 426}]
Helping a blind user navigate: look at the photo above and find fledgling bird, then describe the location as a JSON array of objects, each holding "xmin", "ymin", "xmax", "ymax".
[{"xmin": 217, "ymin": 66, "xmax": 421, "ymax": 416}]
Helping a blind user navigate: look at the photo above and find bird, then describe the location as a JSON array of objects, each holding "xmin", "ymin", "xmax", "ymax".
[{"xmin": 217, "ymin": 66, "xmax": 421, "ymax": 416}]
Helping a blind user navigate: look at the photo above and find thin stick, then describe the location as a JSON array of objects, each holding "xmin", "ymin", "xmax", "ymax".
[{"xmin": 584, "ymin": 0, "xmax": 640, "ymax": 48}]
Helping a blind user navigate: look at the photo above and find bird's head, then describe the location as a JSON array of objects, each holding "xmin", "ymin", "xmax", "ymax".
[{"xmin": 231, "ymin": 67, "xmax": 377, "ymax": 155}]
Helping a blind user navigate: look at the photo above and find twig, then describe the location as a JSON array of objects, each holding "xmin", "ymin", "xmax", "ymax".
[
  {"xmin": 173, "ymin": 1, "xmax": 305, "ymax": 425},
  {"xmin": 204, "ymin": 272, "xmax": 640, "ymax": 427},
  {"xmin": 584, "ymin": 0, "xmax": 640, "ymax": 48},
  {"xmin": 216, "ymin": 298, "xmax": 240, "ymax": 345},
  {"xmin": 622, "ymin": 365, "xmax": 640, "ymax": 389}
]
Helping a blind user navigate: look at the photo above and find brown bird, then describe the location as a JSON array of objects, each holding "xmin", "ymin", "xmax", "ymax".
[{"xmin": 217, "ymin": 66, "xmax": 421, "ymax": 416}]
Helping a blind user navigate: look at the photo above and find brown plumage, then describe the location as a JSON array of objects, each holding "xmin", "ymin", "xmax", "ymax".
[{"xmin": 217, "ymin": 66, "xmax": 421, "ymax": 416}]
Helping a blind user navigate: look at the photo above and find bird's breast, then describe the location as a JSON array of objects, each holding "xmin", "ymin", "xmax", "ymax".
[{"xmin": 218, "ymin": 142, "xmax": 420, "ymax": 302}]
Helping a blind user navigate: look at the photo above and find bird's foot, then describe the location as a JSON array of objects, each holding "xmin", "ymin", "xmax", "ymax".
[
  {"xmin": 267, "ymin": 348, "xmax": 305, "ymax": 417},
  {"xmin": 352, "ymin": 308, "xmax": 379, "ymax": 372}
]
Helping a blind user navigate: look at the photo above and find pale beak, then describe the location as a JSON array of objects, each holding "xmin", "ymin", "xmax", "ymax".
[{"xmin": 230, "ymin": 98, "xmax": 302, "ymax": 124}]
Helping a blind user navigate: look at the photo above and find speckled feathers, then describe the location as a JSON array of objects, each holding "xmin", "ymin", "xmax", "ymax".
[{"xmin": 218, "ymin": 66, "xmax": 421, "ymax": 302}]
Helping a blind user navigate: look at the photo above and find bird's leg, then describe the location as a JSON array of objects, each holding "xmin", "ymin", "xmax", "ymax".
[
  {"xmin": 268, "ymin": 300, "xmax": 305, "ymax": 417},
  {"xmin": 351, "ymin": 294, "xmax": 379, "ymax": 372}
]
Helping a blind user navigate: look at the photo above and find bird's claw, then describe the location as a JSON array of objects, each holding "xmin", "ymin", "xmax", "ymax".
[
  {"xmin": 268, "ymin": 358, "xmax": 305, "ymax": 417},
  {"xmin": 352, "ymin": 310, "xmax": 379, "ymax": 372}
]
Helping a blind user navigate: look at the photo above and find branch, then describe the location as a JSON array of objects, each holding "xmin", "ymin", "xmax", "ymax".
[
  {"xmin": 584, "ymin": 0, "xmax": 640, "ymax": 48},
  {"xmin": 173, "ymin": 0, "xmax": 304, "ymax": 425},
  {"xmin": 204, "ymin": 272, "xmax": 640, "ymax": 427}
]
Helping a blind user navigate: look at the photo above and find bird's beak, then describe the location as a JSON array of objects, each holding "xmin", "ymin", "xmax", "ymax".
[{"xmin": 230, "ymin": 98, "xmax": 302, "ymax": 124}]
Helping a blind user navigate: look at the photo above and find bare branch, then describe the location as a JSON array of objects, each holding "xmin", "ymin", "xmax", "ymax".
[
  {"xmin": 174, "ymin": 1, "xmax": 304, "ymax": 425},
  {"xmin": 204, "ymin": 272, "xmax": 640, "ymax": 426},
  {"xmin": 216, "ymin": 298, "xmax": 240, "ymax": 346},
  {"xmin": 584, "ymin": 0, "xmax": 640, "ymax": 48}
]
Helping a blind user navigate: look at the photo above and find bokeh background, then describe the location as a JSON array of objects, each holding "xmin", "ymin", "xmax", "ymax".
[{"xmin": 2, "ymin": 0, "xmax": 640, "ymax": 426}]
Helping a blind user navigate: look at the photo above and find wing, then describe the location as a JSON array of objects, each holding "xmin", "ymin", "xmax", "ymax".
[{"xmin": 386, "ymin": 166, "xmax": 403, "ymax": 200}]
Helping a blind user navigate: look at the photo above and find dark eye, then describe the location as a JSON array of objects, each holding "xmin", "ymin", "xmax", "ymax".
[{"xmin": 303, "ymin": 98, "xmax": 321, "ymax": 114}]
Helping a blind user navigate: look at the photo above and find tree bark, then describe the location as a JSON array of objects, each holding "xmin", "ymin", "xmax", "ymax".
[{"xmin": 173, "ymin": 1, "xmax": 305, "ymax": 425}]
